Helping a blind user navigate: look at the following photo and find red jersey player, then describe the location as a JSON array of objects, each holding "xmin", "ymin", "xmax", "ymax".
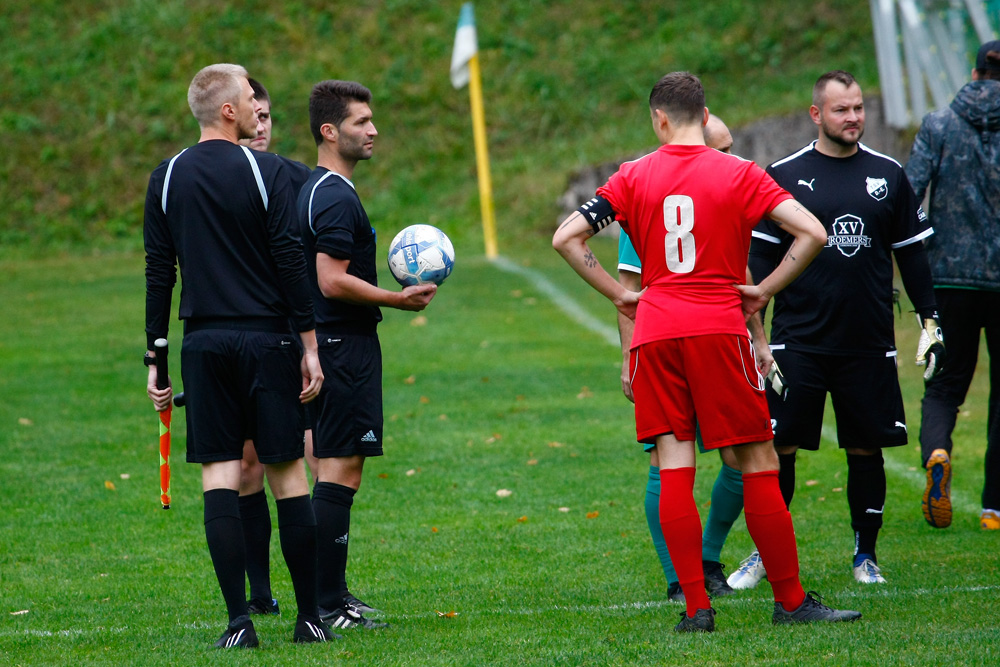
[{"xmin": 553, "ymin": 71, "xmax": 861, "ymax": 632}]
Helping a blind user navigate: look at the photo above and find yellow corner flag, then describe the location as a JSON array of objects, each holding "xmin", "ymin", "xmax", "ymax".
[{"xmin": 451, "ymin": 2, "xmax": 498, "ymax": 259}]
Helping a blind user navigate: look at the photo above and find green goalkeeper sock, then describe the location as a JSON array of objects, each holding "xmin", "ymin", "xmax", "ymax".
[
  {"xmin": 645, "ymin": 465, "xmax": 679, "ymax": 586},
  {"xmin": 702, "ymin": 463, "xmax": 744, "ymax": 563}
]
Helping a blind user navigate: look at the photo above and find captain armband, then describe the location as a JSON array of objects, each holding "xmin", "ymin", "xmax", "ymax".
[{"xmin": 577, "ymin": 196, "xmax": 617, "ymax": 235}]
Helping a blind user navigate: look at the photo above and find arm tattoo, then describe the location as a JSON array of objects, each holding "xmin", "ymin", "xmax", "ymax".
[
  {"xmin": 583, "ymin": 248, "xmax": 599, "ymax": 268},
  {"xmin": 782, "ymin": 239, "xmax": 799, "ymax": 263}
]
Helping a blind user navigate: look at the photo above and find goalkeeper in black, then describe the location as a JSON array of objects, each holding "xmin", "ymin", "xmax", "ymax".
[{"xmin": 737, "ymin": 70, "xmax": 943, "ymax": 588}]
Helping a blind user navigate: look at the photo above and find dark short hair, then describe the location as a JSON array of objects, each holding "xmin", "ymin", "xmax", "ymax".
[
  {"xmin": 812, "ymin": 70, "xmax": 858, "ymax": 107},
  {"xmin": 975, "ymin": 40, "xmax": 1000, "ymax": 80},
  {"xmin": 247, "ymin": 77, "xmax": 270, "ymax": 105},
  {"xmin": 309, "ymin": 80, "xmax": 373, "ymax": 145},
  {"xmin": 648, "ymin": 71, "xmax": 705, "ymax": 126}
]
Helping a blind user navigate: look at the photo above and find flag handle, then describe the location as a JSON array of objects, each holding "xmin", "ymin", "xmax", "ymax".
[{"xmin": 467, "ymin": 53, "xmax": 498, "ymax": 259}]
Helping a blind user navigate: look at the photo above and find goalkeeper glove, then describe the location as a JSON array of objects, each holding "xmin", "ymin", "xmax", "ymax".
[{"xmin": 915, "ymin": 312, "xmax": 945, "ymax": 381}]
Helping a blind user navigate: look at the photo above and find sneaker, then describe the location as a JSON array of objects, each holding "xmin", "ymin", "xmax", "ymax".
[
  {"xmin": 727, "ymin": 550, "xmax": 767, "ymax": 590},
  {"xmin": 319, "ymin": 606, "xmax": 389, "ymax": 630},
  {"xmin": 703, "ymin": 561, "xmax": 736, "ymax": 597},
  {"xmin": 344, "ymin": 592, "xmax": 380, "ymax": 615},
  {"xmin": 214, "ymin": 615, "xmax": 259, "ymax": 649},
  {"xmin": 852, "ymin": 558, "xmax": 886, "ymax": 584},
  {"xmin": 772, "ymin": 591, "xmax": 862, "ymax": 624},
  {"xmin": 922, "ymin": 449, "xmax": 952, "ymax": 528},
  {"xmin": 667, "ymin": 582, "xmax": 686, "ymax": 603},
  {"xmin": 674, "ymin": 607, "xmax": 716, "ymax": 633},
  {"xmin": 247, "ymin": 597, "xmax": 280, "ymax": 615},
  {"xmin": 293, "ymin": 616, "xmax": 340, "ymax": 643},
  {"xmin": 981, "ymin": 509, "xmax": 1000, "ymax": 530}
]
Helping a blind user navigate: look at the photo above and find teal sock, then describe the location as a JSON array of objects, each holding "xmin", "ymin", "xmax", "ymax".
[
  {"xmin": 702, "ymin": 463, "xmax": 744, "ymax": 563},
  {"xmin": 645, "ymin": 465, "xmax": 678, "ymax": 586}
]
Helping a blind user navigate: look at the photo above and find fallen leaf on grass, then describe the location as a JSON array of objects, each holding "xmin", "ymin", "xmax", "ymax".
[
  {"xmin": 10, "ymin": 610, "xmax": 29, "ymax": 616},
  {"xmin": 439, "ymin": 414, "xmax": 448, "ymax": 421},
  {"xmin": 120, "ymin": 473, "xmax": 130, "ymax": 480},
  {"xmin": 104, "ymin": 481, "xmax": 116, "ymax": 491},
  {"xmin": 431, "ymin": 527, "xmax": 438, "ymax": 533},
  {"xmin": 805, "ymin": 479, "xmax": 818, "ymax": 487},
  {"xmin": 832, "ymin": 487, "xmax": 843, "ymax": 493},
  {"xmin": 548, "ymin": 441, "xmax": 563, "ymax": 448},
  {"xmin": 378, "ymin": 473, "xmax": 389, "ymax": 479},
  {"xmin": 420, "ymin": 396, "xmax": 430, "ymax": 404},
  {"xmin": 510, "ymin": 290, "xmax": 523, "ymax": 298},
  {"xmin": 411, "ymin": 316, "xmax": 427, "ymax": 327},
  {"xmin": 496, "ymin": 489, "xmax": 513, "ymax": 498},
  {"xmin": 586, "ymin": 511, "xmax": 600, "ymax": 519},
  {"xmin": 18, "ymin": 418, "xmax": 33, "ymax": 426},
  {"xmin": 406, "ymin": 469, "xmax": 417, "ymax": 476},
  {"xmin": 526, "ymin": 459, "xmax": 538, "ymax": 466},
  {"xmin": 577, "ymin": 387, "xmax": 593, "ymax": 399},
  {"xmin": 404, "ymin": 375, "xmax": 416, "ymax": 385},
  {"xmin": 517, "ymin": 516, "xmax": 528, "ymax": 523},
  {"xmin": 435, "ymin": 610, "xmax": 459, "ymax": 618},
  {"xmin": 558, "ymin": 507, "xmax": 570, "ymax": 513}
]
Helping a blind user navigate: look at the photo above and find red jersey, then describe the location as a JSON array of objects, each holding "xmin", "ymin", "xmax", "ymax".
[{"xmin": 598, "ymin": 144, "xmax": 792, "ymax": 347}]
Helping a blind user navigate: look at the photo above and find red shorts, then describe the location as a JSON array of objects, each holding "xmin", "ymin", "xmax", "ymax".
[{"xmin": 629, "ymin": 334, "xmax": 773, "ymax": 448}]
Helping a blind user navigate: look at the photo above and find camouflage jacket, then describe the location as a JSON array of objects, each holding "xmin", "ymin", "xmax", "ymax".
[{"xmin": 905, "ymin": 80, "xmax": 1000, "ymax": 291}]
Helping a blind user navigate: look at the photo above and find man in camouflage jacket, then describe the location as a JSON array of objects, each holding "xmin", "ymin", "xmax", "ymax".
[{"xmin": 905, "ymin": 40, "xmax": 1000, "ymax": 531}]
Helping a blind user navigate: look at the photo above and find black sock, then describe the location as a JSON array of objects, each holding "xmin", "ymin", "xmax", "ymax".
[
  {"xmin": 204, "ymin": 489, "xmax": 248, "ymax": 622},
  {"xmin": 239, "ymin": 490, "xmax": 273, "ymax": 602},
  {"xmin": 276, "ymin": 494, "xmax": 319, "ymax": 619},
  {"xmin": 313, "ymin": 481, "xmax": 356, "ymax": 610},
  {"xmin": 847, "ymin": 451, "xmax": 885, "ymax": 563},
  {"xmin": 777, "ymin": 452, "xmax": 797, "ymax": 508}
]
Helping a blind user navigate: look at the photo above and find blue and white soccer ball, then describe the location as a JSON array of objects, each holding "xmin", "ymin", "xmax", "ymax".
[{"xmin": 387, "ymin": 224, "xmax": 455, "ymax": 287}]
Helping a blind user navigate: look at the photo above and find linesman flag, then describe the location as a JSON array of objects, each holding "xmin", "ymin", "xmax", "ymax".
[
  {"xmin": 450, "ymin": 2, "xmax": 498, "ymax": 258},
  {"xmin": 450, "ymin": 2, "xmax": 477, "ymax": 89}
]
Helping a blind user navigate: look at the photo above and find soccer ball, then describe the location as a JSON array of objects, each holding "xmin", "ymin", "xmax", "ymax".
[{"xmin": 387, "ymin": 224, "xmax": 455, "ymax": 286}]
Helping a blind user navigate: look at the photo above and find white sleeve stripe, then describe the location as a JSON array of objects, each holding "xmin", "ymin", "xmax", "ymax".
[
  {"xmin": 160, "ymin": 148, "xmax": 188, "ymax": 214},
  {"xmin": 306, "ymin": 171, "xmax": 336, "ymax": 236},
  {"xmin": 617, "ymin": 262, "xmax": 641, "ymax": 274},
  {"xmin": 751, "ymin": 230, "xmax": 781, "ymax": 244},
  {"xmin": 891, "ymin": 227, "xmax": 934, "ymax": 249},
  {"xmin": 240, "ymin": 146, "xmax": 268, "ymax": 210}
]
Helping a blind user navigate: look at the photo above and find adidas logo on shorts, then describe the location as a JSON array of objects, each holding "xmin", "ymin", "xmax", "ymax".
[{"xmin": 361, "ymin": 430, "xmax": 378, "ymax": 443}]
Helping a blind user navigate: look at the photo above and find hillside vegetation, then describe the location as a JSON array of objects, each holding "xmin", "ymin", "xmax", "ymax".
[{"xmin": 0, "ymin": 0, "xmax": 877, "ymax": 256}]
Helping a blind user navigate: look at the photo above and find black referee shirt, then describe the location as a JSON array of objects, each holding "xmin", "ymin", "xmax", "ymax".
[
  {"xmin": 144, "ymin": 140, "xmax": 315, "ymax": 349},
  {"xmin": 297, "ymin": 167, "xmax": 382, "ymax": 333},
  {"xmin": 750, "ymin": 141, "xmax": 932, "ymax": 356}
]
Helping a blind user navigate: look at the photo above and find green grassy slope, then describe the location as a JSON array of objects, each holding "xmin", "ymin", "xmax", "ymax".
[{"xmin": 0, "ymin": 0, "xmax": 877, "ymax": 255}]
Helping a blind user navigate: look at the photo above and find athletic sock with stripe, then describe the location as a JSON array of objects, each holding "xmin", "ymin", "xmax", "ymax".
[
  {"xmin": 276, "ymin": 494, "xmax": 319, "ymax": 618},
  {"xmin": 313, "ymin": 481, "xmax": 356, "ymax": 610}
]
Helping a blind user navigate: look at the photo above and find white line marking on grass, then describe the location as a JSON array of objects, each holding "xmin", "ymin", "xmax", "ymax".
[
  {"xmin": 820, "ymin": 425, "xmax": 977, "ymax": 513},
  {"xmin": 492, "ymin": 255, "xmax": 620, "ymax": 348},
  {"xmin": 4, "ymin": 584, "xmax": 999, "ymax": 639}
]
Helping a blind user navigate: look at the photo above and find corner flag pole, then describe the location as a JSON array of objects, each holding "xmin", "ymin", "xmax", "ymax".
[
  {"xmin": 451, "ymin": 2, "xmax": 498, "ymax": 259},
  {"xmin": 467, "ymin": 52, "xmax": 498, "ymax": 259}
]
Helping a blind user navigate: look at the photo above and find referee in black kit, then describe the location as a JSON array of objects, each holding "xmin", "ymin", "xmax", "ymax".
[{"xmin": 143, "ymin": 63, "xmax": 335, "ymax": 648}]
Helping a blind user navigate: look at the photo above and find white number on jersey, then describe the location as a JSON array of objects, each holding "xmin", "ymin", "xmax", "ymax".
[{"xmin": 663, "ymin": 195, "xmax": 695, "ymax": 273}]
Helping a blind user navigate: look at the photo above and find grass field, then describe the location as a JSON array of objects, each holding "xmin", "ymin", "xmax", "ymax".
[{"xmin": 0, "ymin": 238, "xmax": 997, "ymax": 666}]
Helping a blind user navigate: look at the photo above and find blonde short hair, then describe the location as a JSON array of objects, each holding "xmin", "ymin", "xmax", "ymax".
[{"xmin": 187, "ymin": 64, "xmax": 248, "ymax": 127}]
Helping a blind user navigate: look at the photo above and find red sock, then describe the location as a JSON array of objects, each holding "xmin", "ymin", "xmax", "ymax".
[
  {"xmin": 742, "ymin": 470, "xmax": 805, "ymax": 611},
  {"xmin": 659, "ymin": 467, "xmax": 711, "ymax": 616}
]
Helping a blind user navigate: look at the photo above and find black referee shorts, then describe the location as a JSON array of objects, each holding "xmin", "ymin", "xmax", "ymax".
[
  {"xmin": 181, "ymin": 328, "xmax": 305, "ymax": 464},
  {"xmin": 313, "ymin": 332, "xmax": 384, "ymax": 458},
  {"xmin": 768, "ymin": 348, "xmax": 908, "ymax": 451}
]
